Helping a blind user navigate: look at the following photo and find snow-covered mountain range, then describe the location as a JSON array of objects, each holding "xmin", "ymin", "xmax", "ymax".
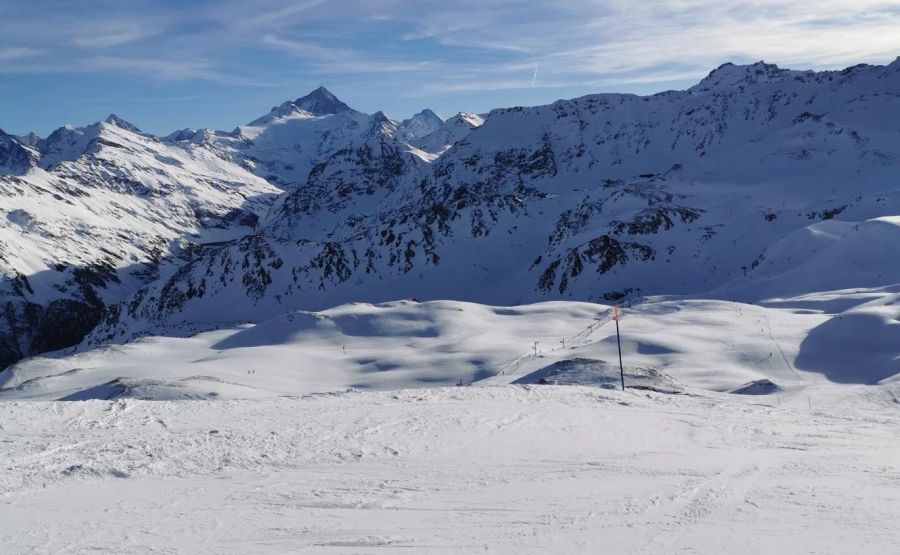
[{"xmin": 1, "ymin": 59, "xmax": 898, "ymax": 369}]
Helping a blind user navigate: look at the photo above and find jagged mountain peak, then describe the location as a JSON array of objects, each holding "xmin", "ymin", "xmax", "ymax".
[
  {"xmin": 294, "ymin": 86, "xmax": 352, "ymax": 115},
  {"xmin": 15, "ymin": 132, "xmax": 41, "ymax": 147},
  {"xmin": 36, "ymin": 117, "xmax": 146, "ymax": 169},
  {"xmin": 401, "ymin": 111, "xmax": 484, "ymax": 155},
  {"xmin": 248, "ymin": 86, "xmax": 354, "ymax": 126},
  {"xmin": 103, "ymin": 114, "xmax": 142, "ymax": 133},
  {"xmin": 691, "ymin": 60, "xmax": 810, "ymax": 92},
  {"xmin": 417, "ymin": 108, "xmax": 441, "ymax": 119},
  {"xmin": 165, "ymin": 127, "xmax": 215, "ymax": 143},
  {"xmin": 370, "ymin": 110, "xmax": 399, "ymax": 136},
  {"xmin": 448, "ymin": 112, "xmax": 485, "ymax": 128},
  {"xmin": 0, "ymin": 129, "xmax": 39, "ymax": 174},
  {"xmin": 400, "ymin": 109, "xmax": 446, "ymax": 140},
  {"xmin": 408, "ymin": 108, "xmax": 443, "ymax": 125}
]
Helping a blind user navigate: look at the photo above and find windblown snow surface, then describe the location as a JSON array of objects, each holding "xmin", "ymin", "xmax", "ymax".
[{"xmin": 2, "ymin": 382, "xmax": 900, "ymax": 553}]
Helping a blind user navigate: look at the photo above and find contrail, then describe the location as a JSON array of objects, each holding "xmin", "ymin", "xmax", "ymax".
[{"xmin": 531, "ymin": 68, "xmax": 538, "ymax": 87}]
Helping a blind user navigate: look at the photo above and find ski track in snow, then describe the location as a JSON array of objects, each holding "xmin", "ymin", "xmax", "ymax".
[{"xmin": 2, "ymin": 386, "xmax": 899, "ymax": 554}]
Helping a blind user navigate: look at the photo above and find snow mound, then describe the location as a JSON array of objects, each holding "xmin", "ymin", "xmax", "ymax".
[
  {"xmin": 729, "ymin": 379, "xmax": 781, "ymax": 395},
  {"xmin": 513, "ymin": 358, "xmax": 684, "ymax": 393},
  {"xmin": 58, "ymin": 376, "xmax": 266, "ymax": 401},
  {"xmin": 794, "ymin": 294, "xmax": 900, "ymax": 384}
]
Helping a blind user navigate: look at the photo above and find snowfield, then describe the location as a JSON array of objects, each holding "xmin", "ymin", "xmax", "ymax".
[
  {"xmin": 2, "ymin": 386, "xmax": 899, "ymax": 553},
  {"xmin": 3, "ymin": 295, "xmax": 897, "ymax": 406},
  {"xmin": 1, "ymin": 295, "xmax": 898, "ymax": 553}
]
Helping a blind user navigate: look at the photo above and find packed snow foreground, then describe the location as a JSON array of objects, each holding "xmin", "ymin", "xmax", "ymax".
[{"xmin": 2, "ymin": 381, "xmax": 900, "ymax": 552}]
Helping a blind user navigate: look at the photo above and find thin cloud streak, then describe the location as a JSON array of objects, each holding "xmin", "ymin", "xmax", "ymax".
[
  {"xmin": 0, "ymin": 47, "xmax": 41, "ymax": 61},
  {"xmin": 71, "ymin": 26, "xmax": 161, "ymax": 49},
  {"xmin": 262, "ymin": 35, "xmax": 442, "ymax": 73}
]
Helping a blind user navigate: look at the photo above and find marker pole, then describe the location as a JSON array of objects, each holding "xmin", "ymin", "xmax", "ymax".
[{"xmin": 614, "ymin": 306, "xmax": 624, "ymax": 391}]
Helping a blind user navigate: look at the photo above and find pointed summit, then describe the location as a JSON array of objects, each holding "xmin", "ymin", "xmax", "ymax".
[
  {"xmin": 0, "ymin": 128, "xmax": 39, "ymax": 174},
  {"xmin": 370, "ymin": 110, "xmax": 398, "ymax": 136},
  {"xmin": 447, "ymin": 112, "xmax": 485, "ymax": 129},
  {"xmin": 247, "ymin": 86, "xmax": 354, "ymax": 126},
  {"xmin": 293, "ymin": 86, "xmax": 352, "ymax": 116},
  {"xmin": 103, "ymin": 114, "xmax": 142, "ymax": 133},
  {"xmin": 400, "ymin": 109, "xmax": 445, "ymax": 140},
  {"xmin": 413, "ymin": 108, "xmax": 442, "ymax": 123},
  {"xmin": 409, "ymin": 108, "xmax": 444, "ymax": 126},
  {"xmin": 16, "ymin": 132, "xmax": 40, "ymax": 147}
]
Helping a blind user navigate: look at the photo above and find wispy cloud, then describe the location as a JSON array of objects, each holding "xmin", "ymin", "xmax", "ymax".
[
  {"xmin": 208, "ymin": 0, "xmax": 329, "ymax": 32},
  {"xmin": 81, "ymin": 56, "xmax": 226, "ymax": 81},
  {"xmin": 0, "ymin": 0, "xmax": 897, "ymax": 98},
  {"xmin": 262, "ymin": 34, "xmax": 441, "ymax": 73},
  {"xmin": 377, "ymin": 0, "xmax": 900, "ymax": 94},
  {"xmin": 0, "ymin": 47, "xmax": 41, "ymax": 60},
  {"xmin": 71, "ymin": 24, "xmax": 161, "ymax": 49}
]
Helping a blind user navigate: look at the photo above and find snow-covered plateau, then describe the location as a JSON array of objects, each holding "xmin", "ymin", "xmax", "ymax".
[{"xmin": 1, "ymin": 59, "xmax": 899, "ymax": 553}]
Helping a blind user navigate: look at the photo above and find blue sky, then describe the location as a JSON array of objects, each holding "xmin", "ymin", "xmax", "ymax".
[{"xmin": 1, "ymin": 0, "xmax": 899, "ymax": 136}]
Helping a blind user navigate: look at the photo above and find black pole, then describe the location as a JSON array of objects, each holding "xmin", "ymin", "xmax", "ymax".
[{"xmin": 615, "ymin": 318, "xmax": 624, "ymax": 391}]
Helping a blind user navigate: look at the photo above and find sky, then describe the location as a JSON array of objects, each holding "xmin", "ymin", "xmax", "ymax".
[{"xmin": 1, "ymin": 0, "xmax": 898, "ymax": 137}]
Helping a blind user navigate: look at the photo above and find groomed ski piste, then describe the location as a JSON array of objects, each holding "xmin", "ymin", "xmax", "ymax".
[{"xmin": 1, "ymin": 286, "xmax": 898, "ymax": 553}]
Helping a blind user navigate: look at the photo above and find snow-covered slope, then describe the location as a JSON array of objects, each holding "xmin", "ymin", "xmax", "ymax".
[
  {"xmin": 1, "ymin": 300, "xmax": 606, "ymax": 399},
  {"xmin": 4, "ymin": 293, "xmax": 897, "ymax": 404},
  {"xmin": 715, "ymin": 216, "xmax": 900, "ymax": 304},
  {"xmin": 0, "ymin": 118, "xmax": 280, "ymax": 368},
  {"xmin": 89, "ymin": 59, "xmax": 900, "ymax": 345}
]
